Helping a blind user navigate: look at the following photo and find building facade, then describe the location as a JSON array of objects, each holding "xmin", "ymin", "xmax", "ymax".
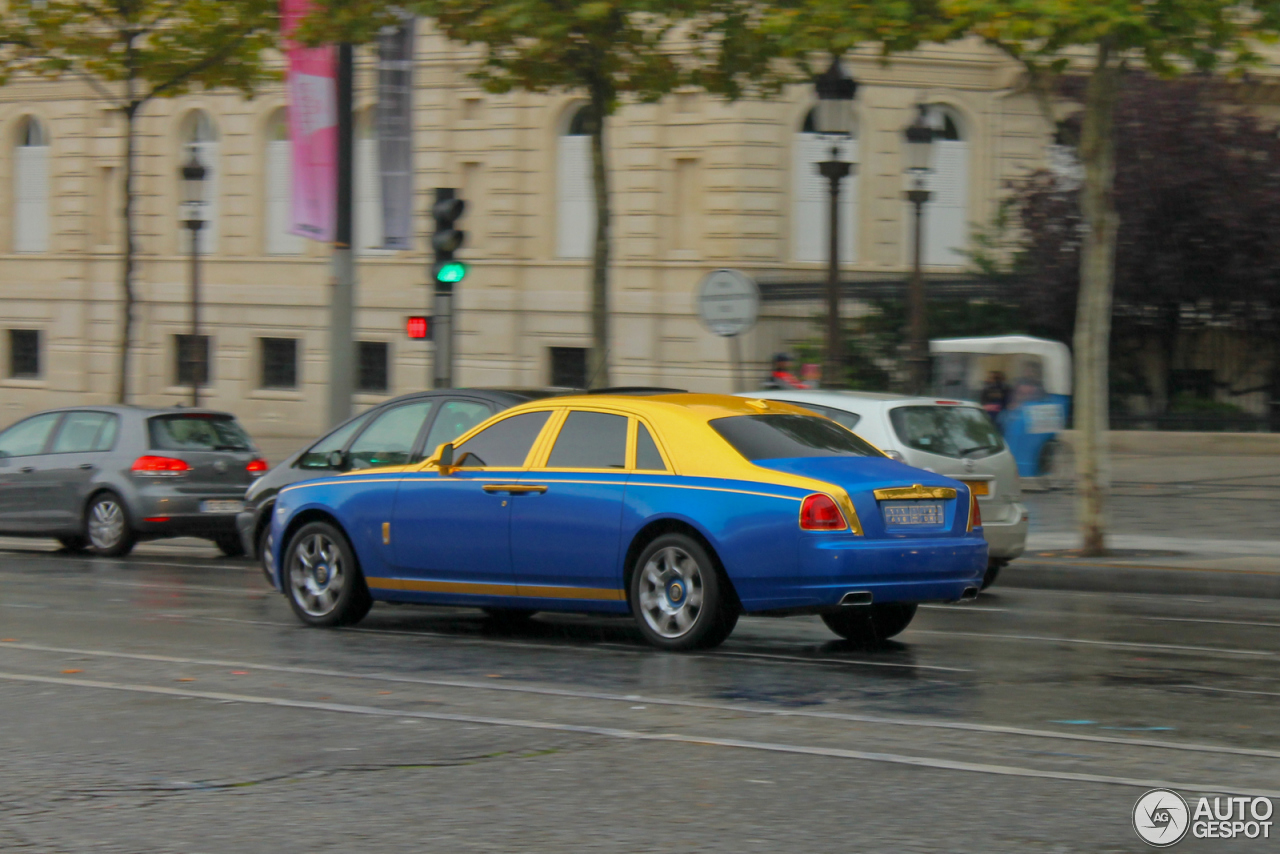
[{"xmin": 0, "ymin": 31, "xmax": 1054, "ymax": 438}]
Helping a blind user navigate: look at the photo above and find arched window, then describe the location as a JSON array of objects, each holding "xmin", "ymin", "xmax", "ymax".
[
  {"xmin": 355, "ymin": 110, "xmax": 386, "ymax": 254},
  {"xmin": 14, "ymin": 116, "xmax": 50, "ymax": 253},
  {"xmin": 556, "ymin": 105, "xmax": 595, "ymax": 259},
  {"xmin": 793, "ymin": 108, "xmax": 858, "ymax": 263},
  {"xmin": 921, "ymin": 106, "xmax": 968, "ymax": 266},
  {"xmin": 180, "ymin": 111, "xmax": 219, "ymax": 252},
  {"xmin": 265, "ymin": 110, "xmax": 302, "ymax": 255}
]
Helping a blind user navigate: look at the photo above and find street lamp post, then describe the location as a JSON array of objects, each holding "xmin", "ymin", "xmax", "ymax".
[
  {"xmin": 814, "ymin": 57, "xmax": 857, "ymax": 388},
  {"xmin": 903, "ymin": 105, "xmax": 935, "ymax": 395},
  {"xmin": 180, "ymin": 145, "xmax": 208, "ymax": 407}
]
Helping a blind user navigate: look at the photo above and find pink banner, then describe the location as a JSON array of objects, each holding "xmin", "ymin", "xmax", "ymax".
[{"xmin": 282, "ymin": 0, "xmax": 336, "ymax": 241}]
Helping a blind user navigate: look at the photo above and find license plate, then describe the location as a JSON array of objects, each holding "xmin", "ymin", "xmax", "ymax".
[
  {"xmin": 963, "ymin": 480, "xmax": 990, "ymax": 496},
  {"xmin": 882, "ymin": 502, "xmax": 944, "ymax": 526},
  {"xmin": 200, "ymin": 500, "xmax": 244, "ymax": 514}
]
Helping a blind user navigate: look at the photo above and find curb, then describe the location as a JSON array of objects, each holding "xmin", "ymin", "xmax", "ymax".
[{"xmin": 1001, "ymin": 560, "xmax": 1280, "ymax": 600}]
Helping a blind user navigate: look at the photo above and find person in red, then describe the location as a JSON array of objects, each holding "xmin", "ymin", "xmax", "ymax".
[{"xmin": 767, "ymin": 353, "xmax": 811, "ymax": 389}]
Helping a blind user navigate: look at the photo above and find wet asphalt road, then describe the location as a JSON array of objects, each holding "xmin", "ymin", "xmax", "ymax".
[{"xmin": 2, "ymin": 542, "xmax": 1279, "ymax": 853}]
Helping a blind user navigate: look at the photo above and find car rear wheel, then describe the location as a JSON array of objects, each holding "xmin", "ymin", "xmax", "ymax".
[
  {"xmin": 86, "ymin": 492, "xmax": 136, "ymax": 557},
  {"xmin": 630, "ymin": 534, "xmax": 738, "ymax": 651},
  {"xmin": 213, "ymin": 532, "xmax": 246, "ymax": 558},
  {"xmin": 284, "ymin": 521, "xmax": 372, "ymax": 627},
  {"xmin": 821, "ymin": 602, "xmax": 918, "ymax": 645},
  {"xmin": 256, "ymin": 522, "xmax": 275, "ymax": 584}
]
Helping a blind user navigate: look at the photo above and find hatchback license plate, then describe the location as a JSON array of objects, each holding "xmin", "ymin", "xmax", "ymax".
[
  {"xmin": 201, "ymin": 500, "xmax": 244, "ymax": 514},
  {"xmin": 882, "ymin": 502, "xmax": 944, "ymax": 526}
]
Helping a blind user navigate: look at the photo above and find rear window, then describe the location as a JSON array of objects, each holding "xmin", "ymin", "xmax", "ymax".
[
  {"xmin": 149, "ymin": 414, "xmax": 254, "ymax": 452},
  {"xmin": 710, "ymin": 414, "xmax": 882, "ymax": 462},
  {"xmin": 889, "ymin": 406, "xmax": 1004, "ymax": 459}
]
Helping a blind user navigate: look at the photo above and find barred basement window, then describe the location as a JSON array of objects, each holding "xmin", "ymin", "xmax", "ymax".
[
  {"xmin": 173, "ymin": 334, "xmax": 211, "ymax": 387},
  {"xmin": 260, "ymin": 337, "xmax": 298, "ymax": 389},
  {"xmin": 9, "ymin": 329, "xmax": 39, "ymax": 378},
  {"xmin": 549, "ymin": 346, "xmax": 587, "ymax": 389},
  {"xmin": 357, "ymin": 341, "xmax": 389, "ymax": 393}
]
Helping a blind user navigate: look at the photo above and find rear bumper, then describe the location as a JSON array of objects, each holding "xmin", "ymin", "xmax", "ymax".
[
  {"xmin": 736, "ymin": 535, "xmax": 988, "ymax": 612},
  {"xmin": 982, "ymin": 502, "xmax": 1028, "ymax": 561},
  {"xmin": 132, "ymin": 488, "xmax": 246, "ymax": 537},
  {"xmin": 134, "ymin": 514, "xmax": 239, "ymax": 537}
]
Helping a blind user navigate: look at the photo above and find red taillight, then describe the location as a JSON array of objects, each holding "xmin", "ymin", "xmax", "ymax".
[
  {"xmin": 246, "ymin": 458, "xmax": 268, "ymax": 474},
  {"xmin": 969, "ymin": 491, "xmax": 982, "ymax": 530},
  {"xmin": 131, "ymin": 455, "xmax": 191, "ymax": 475},
  {"xmin": 800, "ymin": 494, "xmax": 847, "ymax": 531}
]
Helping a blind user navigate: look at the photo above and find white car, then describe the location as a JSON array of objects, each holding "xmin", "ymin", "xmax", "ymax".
[{"xmin": 736, "ymin": 390, "xmax": 1027, "ymax": 589}]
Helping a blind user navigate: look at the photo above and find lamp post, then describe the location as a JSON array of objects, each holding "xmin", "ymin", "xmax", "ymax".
[
  {"xmin": 180, "ymin": 144, "xmax": 208, "ymax": 407},
  {"xmin": 814, "ymin": 56, "xmax": 857, "ymax": 388},
  {"xmin": 903, "ymin": 104, "xmax": 935, "ymax": 395}
]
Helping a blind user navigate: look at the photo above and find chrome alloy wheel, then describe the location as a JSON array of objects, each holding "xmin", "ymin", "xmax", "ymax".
[
  {"xmin": 289, "ymin": 532, "xmax": 346, "ymax": 617},
  {"xmin": 637, "ymin": 545, "xmax": 705, "ymax": 639},
  {"xmin": 88, "ymin": 498, "xmax": 126, "ymax": 549}
]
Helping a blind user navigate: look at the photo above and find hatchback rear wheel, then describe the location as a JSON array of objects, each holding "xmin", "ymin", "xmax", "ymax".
[
  {"xmin": 284, "ymin": 521, "xmax": 372, "ymax": 627},
  {"xmin": 630, "ymin": 534, "xmax": 738, "ymax": 651},
  {"xmin": 822, "ymin": 602, "xmax": 917, "ymax": 645},
  {"xmin": 86, "ymin": 492, "xmax": 136, "ymax": 557}
]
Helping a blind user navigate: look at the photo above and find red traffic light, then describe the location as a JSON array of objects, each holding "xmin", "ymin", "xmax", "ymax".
[{"xmin": 406, "ymin": 316, "xmax": 430, "ymax": 339}]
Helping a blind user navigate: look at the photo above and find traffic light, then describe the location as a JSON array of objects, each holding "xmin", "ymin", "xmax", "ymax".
[
  {"xmin": 405, "ymin": 316, "xmax": 430, "ymax": 339},
  {"xmin": 432, "ymin": 188, "xmax": 466, "ymax": 285}
]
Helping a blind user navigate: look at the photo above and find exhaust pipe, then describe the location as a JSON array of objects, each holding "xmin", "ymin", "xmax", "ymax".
[
  {"xmin": 960, "ymin": 586, "xmax": 979, "ymax": 601},
  {"xmin": 840, "ymin": 591, "xmax": 873, "ymax": 606}
]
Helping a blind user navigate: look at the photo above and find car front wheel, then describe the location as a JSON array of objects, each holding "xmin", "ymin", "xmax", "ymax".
[
  {"xmin": 86, "ymin": 493, "xmax": 136, "ymax": 557},
  {"xmin": 284, "ymin": 521, "xmax": 372, "ymax": 627},
  {"xmin": 822, "ymin": 602, "xmax": 917, "ymax": 645},
  {"xmin": 630, "ymin": 533, "xmax": 738, "ymax": 651}
]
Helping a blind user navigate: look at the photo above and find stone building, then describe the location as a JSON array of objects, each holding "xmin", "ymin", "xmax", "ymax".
[{"xmin": 0, "ymin": 31, "xmax": 1053, "ymax": 438}]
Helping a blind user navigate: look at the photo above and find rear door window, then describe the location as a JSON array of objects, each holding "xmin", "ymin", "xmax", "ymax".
[
  {"xmin": 51, "ymin": 412, "xmax": 118, "ymax": 453},
  {"xmin": 454, "ymin": 410, "xmax": 552, "ymax": 468},
  {"xmin": 0, "ymin": 412, "xmax": 62, "ymax": 457},
  {"xmin": 346, "ymin": 401, "xmax": 434, "ymax": 469},
  {"xmin": 545, "ymin": 411, "xmax": 628, "ymax": 469},
  {"xmin": 710, "ymin": 414, "xmax": 882, "ymax": 461},
  {"xmin": 419, "ymin": 399, "xmax": 493, "ymax": 461},
  {"xmin": 889, "ymin": 406, "xmax": 1005, "ymax": 459},
  {"xmin": 149, "ymin": 414, "xmax": 254, "ymax": 452},
  {"xmin": 297, "ymin": 411, "xmax": 373, "ymax": 469},
  {"xmin": 634, "ymin": 422, "xmax": 667, "ymax": 471}
]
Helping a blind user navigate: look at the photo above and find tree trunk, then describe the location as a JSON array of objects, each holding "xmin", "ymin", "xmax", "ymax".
[
  {"xmin": 117, "ymin": 103, "xmax": 138, "ymax": 404},
  {"xmin": 1073, "ymin": 48, "xmax": 1122, "ymax": 556},
  {"xmin": 586, "ymin": 83, "xmax": 611, "ymax": 389}
]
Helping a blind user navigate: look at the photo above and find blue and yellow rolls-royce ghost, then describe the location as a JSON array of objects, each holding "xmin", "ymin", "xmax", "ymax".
[{"xmin": 268, "ymin": 393, "xmax": 988, "ymax": 650}]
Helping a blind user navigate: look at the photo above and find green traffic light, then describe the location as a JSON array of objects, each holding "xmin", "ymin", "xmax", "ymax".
[{"xmin": 436, "ymin": 262, "xmax": 467, "ymax": 283}]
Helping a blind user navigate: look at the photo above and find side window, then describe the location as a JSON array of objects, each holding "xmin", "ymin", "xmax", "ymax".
[
  {"xmin": 0, "ymin": 412, "xmax": 61, "ymax": 457},
  {"xmin": 454, "ymin": 410, "xmax": 552, "ymax": 468},
  {"xmin": 545, "ymin": 411, "xmax": 628, "ymax": 469},
  {"xmin": 297, "ymin": 411, "xmax": 372, "ymax": 469},
  {"xmin": 419, "ymin": 399, "xmax": 494, "ymax": 461},
  {"xmin": 51, "ymin": 412, "xmax": 116, "ymax": 454},
  {"xmin": 635, "ymin": 422, "xmax": 667, "ymax": 471},
  {"xmin": 93, "ymin": 414, "xmax": 119, "ymax": 452},
  {"xmin": 773, "ymin": 401, "xmax": 862, "ymax": 431},
  {"xmin": 347, "ymin": 401, "xmax": 435, "ymax": 470}
]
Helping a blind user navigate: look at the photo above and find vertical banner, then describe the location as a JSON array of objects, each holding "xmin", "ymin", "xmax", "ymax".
[
  {"xmin": 376, "ymin": 16, "xmax": 415, "ymax": 250},
  {"xmin": 282, "ymin": 0, "xmax": 337, "ymax": 241}
]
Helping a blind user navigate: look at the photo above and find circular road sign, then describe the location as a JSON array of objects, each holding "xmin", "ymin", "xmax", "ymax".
[{"xmin": 697, "ymin": 269, "xmax": 760, "ymax": 338}]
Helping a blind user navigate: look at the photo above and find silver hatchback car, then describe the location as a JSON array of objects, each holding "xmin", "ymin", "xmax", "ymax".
[
  {"xmin": 738, "ymin": 390, "xmax": 1027, "ymax": 589},
  {"xmin": 0, "ymin": 406, "xmax": 266, "ymax": 557}
]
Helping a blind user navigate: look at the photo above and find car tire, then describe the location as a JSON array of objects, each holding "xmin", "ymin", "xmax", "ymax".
[
  {"xmin": 85, "ymin": 492, "xmax": 137, "ymax": 557},
  {"xmin": 629, "ymin": 533, "xmax": 738, "ymax": 651},
  {"xmin": 821, "ymin": 602, "xmax": 918, "ymax": 644},
  {"xmin": 482, "ymin": 607, "xmax": 538, "ymax": 625},
  {"xmin": 256, "ymin": 521, "xmax": 275, "ymax": 585},
  {"xmin": 982, "ymin": 559, "xmax": 1005, "ymax": 590},
  {"xmin": 283, "ymin": 521, "xmax": 373, "ymax": 628},
  {"xmin": 213, "ymin": 533, "xmax": 247, "ymax": 558},
  {"xmin": 57, "ymin": 536, "xmax": 88, "ymax": 553}
]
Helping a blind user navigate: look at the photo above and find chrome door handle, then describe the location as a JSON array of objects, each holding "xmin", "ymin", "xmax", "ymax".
[
  {"xmin": 481, "ymin": 484, "xmax": 548, "ymax": 494},
  {"xmin": 19, "ymin": 466, "xmax": 34, "ymax": 474},
  {"xmin": 79, "ymin": 463, "xmax": 95, "ymax": 470}
]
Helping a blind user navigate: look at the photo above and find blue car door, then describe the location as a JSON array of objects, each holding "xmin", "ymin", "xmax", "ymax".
[
  {"xmin": 508, "ymin": 408, "xmax": 630, "ymax": 606},
  {"xmin": 388, "ymin": 410, "xmax": 553, "ymax": 600}
]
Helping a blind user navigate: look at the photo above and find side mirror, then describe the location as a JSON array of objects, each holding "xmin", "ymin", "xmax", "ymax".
[
  {"xmin": 436, "ymin": 443, "xmax": 454, "ymax": 470},
  {"xmin": 327, "ymin": 450, "xmax": 346, "ymax": 469}
]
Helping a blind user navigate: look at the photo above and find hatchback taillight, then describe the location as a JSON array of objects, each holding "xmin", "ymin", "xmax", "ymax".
[
  {"xmin": 132, "ymin": 455, "xmax": 190, "ymax": 476},
  {"xmin": 968, "ymin": 491, "xmax": 982, "ymax": 531},
  {"xmin": 800, "ymin": 494, "xmax": 847, "ymax": 531},
  {"xmin": 246, "ymin": 458, "xmax": 268, "ymax": 475}
]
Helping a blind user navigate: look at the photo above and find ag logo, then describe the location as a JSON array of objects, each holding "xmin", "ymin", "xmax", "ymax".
[{"xmin": 1134, "ymin": 789, "xmax": 1190, "ymax": 846}]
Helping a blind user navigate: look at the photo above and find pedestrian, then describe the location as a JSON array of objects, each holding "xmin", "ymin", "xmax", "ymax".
[
  {"xmin": 766, "ymin": 353, "xmax": 810, "ymax": 389},
  {"xmin": 979, "ymin": 370, "xmax": 1009, "ymax": 416}
]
